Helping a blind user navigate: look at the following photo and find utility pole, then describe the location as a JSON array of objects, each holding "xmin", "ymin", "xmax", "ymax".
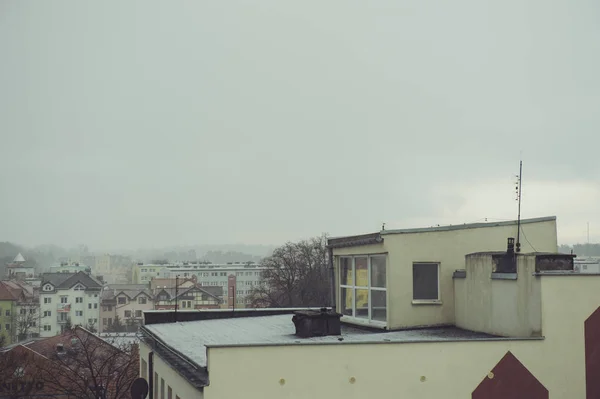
[
  {"xmin": 174, "ymin": 275, "xmax": 179, "ymax": 323},
  {"xmin": 515, "ymin": 160, "xmax": 523, "ymax": 253}
]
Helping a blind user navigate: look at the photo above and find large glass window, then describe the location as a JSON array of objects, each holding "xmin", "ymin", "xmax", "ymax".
[{"xmin": 339, "ymin": 255, "xmax": 387, "ymax": 324}]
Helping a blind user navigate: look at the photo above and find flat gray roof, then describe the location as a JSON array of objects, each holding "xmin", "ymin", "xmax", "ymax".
[
  {"xmin": 142, "ymin": 314, "xmax": 536, "ymax": 368},
  {"xmin": 381, "ymin": 216, "xmax": 556, "ymax": 235},
  {"xmin": 328, "ymin": 216, "xmax": 556, "ymax": 243}
]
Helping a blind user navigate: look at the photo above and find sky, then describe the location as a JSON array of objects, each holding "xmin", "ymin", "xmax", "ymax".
[{"xmin": 1, "ymin": 1, "xmax": 599, "ymax": 250}]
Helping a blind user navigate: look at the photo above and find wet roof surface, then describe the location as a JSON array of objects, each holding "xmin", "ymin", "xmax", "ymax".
[{"xmin": 144, "ymin": 314, "xmax": 500, "ymax": 368}]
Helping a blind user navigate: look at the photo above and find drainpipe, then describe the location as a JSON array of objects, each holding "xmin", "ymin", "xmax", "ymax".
[
  {"xmin": 148, "ymin": 351, "xmax": 154, "ymax": 399},
  {"xmin": 328, "ymin": 246, "xmax": 336, "ymax": 310}
]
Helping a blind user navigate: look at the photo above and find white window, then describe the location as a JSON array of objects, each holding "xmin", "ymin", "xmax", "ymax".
[
  {"xmin": 339, "ymin": 255, "xmax": 387, "ymax": 323},
  {"xmin": 236, "ymin": 290, "xmax": 243, "ymax": 295},
  {"xmin": 44, "ymin": 325, "xmax": 51, "ymax": 331},
  {"xmin": 76, "ymin": 311, "xmax": 83, "ymax": 316},
  {"xmin": 76, "ymin": 297, "xmax": 83, "ymax": 303},
  {"xmin": 44, "ymin": 297, "xmax": 51, "ymax": 304},
  {"xmin": 124, "ymin": 310, "xmax": 132, "ymax": 318},
  {"xmin": 94, "ymin": 303, "xmax": 98, "ymax": 309},
  {"xmin": 60, "ymin": 297, "xmax": 68, "ymax": 304},
  {"xmin": 412, "ymin": 263, "xmax": 440, "ymax": 302},
  {"xmin": 138, "ymin": 297, "xmax": 147, "ymax": 304},
  {"xmin": 43, "ymin": 310, "xmax": 52, "ymax": 317}
]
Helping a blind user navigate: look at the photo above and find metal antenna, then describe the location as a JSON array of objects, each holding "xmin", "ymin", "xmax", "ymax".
[{"xmin": 515, "ymin": 160, "xmax": 523, "ymax": 253}]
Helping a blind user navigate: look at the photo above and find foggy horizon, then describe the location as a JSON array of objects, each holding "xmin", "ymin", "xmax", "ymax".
[{"xmin": 1, "ymin": 1, "xmax": 599, "ymax": 250}]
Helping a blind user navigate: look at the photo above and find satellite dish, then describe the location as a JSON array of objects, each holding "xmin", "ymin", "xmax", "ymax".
[{"xmin": 130, "ymin": 377, "xmax": 149, "ymax": 399}]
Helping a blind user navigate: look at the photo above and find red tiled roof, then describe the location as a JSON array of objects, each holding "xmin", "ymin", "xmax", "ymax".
[{"xmin": 0, "ymin": 281, "xmax": 19, "ymax": 301}]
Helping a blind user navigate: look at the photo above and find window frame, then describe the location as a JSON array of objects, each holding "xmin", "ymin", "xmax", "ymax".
[
  {"xmin": 338, "ymin": 254, "xmax": 387, "ymax": 327},
  {"xmin": 411, "ymin": 262, "xmax": 442, "ymax": 304}
]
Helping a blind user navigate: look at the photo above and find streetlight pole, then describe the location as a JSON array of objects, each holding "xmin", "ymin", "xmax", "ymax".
[{"xmin": 174, "ymin": 275, "xmax": 179, "ymax": 323}]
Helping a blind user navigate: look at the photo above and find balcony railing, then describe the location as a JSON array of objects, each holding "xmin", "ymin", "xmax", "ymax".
[{"xmin": 57, "ymin": 303, "xmax": 71, "ymax": 312}]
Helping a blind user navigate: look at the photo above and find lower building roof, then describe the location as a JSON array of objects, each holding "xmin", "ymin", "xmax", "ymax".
[{"xmin": 141, "ymin": 313, "xmax": 525, "ymax": 370}]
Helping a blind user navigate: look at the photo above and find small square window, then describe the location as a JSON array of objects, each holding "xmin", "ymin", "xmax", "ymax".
[{"xmin": 412, "ymin": 263, "xmax": 440, "ymax": 301}]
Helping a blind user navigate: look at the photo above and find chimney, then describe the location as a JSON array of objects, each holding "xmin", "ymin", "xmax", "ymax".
[
  {"xmin": 497, "ymin": 237, "xmax": 517, "ymax": 273},
  {"xmin": 506, "ymin": 237, "xmax": 515, "ymax": 254},
  {"xmin": 292, "ymin": 308, "xmax": 342, "ymax": 338}
]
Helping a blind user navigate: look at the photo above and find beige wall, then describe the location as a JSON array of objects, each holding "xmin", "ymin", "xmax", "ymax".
[
  {"xmin": 202, "ymin": 275, "xmax": 599, "ymax": 399},
  {"xmin": 454, "ymin": 254, "xmax": 542, "ymax": 337},
  {"xmin": 333, "ymin": 218, "xmax": 557, "ymax": 330},
  {"xmin": 139, "ymin": 340, "xmax": 204, "ymax": 399}
]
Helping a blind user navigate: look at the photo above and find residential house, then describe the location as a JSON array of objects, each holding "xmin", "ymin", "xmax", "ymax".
[
  {"xmin": 0, "ymin": 283, "xmax": 16, "ymax": 346},
  {"xmin": 39, "ymin": 272, "xmax": 102, "ymax": 337},
  {"xmin": 153, "ymin": 284, "xmax": 223, "ymax": 310},
  {"xmin": 133, "ymin": 262, "xmax": 264, "ymax": 307},
  {"xmin": 107, "ymin": 284, "xmax": 154, "ymax": 332},
  {"xmin": 0, "ymin": 280, "xmax": 40, "ymax": 342},
  {"xmin": 99, "ymin": 288, "xmax": 117, "ymax": 333}
]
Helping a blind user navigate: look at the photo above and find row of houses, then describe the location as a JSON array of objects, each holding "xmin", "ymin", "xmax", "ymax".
[
  {"xmin": 98, "ymin": 279, "xmax": 224, "ymax": 333},
  {"xmin": 2, "ymin": 261, "xmax": 254, "ymax": 344},
  {"xmin": 136, "ymin": 216, "xmax": 600, "ymax": 398}
]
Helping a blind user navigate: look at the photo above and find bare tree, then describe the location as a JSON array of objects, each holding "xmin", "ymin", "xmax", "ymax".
[
  {"xmin": 13, "ymin": 308, "xmax": 39, "ymax": 342},
  {"xmin": 0, "ymin": 327, "xmax": 139, "ymax": 399},
  {"xmin": 85, "ymin": 320, "xmax": 98, "ymax": 334},
  {"xmin": 248, "ymin": 235, "xmax": 330, "ymax": 307}
]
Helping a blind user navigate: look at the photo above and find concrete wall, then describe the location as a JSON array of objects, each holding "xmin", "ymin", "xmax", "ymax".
[
  {"xmin": 202, "ymin": 275, "xmax": 600, "ymax": 399},
  {"xmin": 333, "ymin": 218, "xmax": 557, "ymax": 330},
  {"xmin": 454, "ymin": 254, "xmax": 542, "ymax": 337},
  {"xmin": 139, "ymin": 340, "xmax": 203, "ymax": 399}
]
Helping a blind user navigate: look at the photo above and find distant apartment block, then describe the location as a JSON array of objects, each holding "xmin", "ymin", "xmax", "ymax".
[{"xmin": 49, "ymin": 261, "xmax": 92, "ymax": 275}]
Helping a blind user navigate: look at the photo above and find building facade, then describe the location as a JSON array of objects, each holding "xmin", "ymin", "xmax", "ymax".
[
  {"xmin": 137, "ymin": 222, "xmax": 600, "ymax": 398},
  {"xmin": 133, "ymin": 262, "xmax": 265, "ymax": 307},
  {"xmin": 39, "ymin": 272, "xmax": 102, "ymax": 337},
  {"xmin": 328, "ymin": 216, "xmax": 557, "ymax": 330}
]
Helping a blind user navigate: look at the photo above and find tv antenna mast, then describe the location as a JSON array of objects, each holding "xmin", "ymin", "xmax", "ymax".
[{"xmin": 515, "ymin": 160, "xmax": 523, "ymax": 253}]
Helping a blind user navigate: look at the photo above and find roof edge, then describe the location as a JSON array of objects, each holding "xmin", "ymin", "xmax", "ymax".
[{"xmin": 381, "ymin": 216, "xmax": 556, "ymax": 236}]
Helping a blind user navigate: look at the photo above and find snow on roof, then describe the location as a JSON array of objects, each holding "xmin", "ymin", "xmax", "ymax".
[
  {"xmin": 143, "ymin": 314, "xmax": 506, "ymax": 368},
  {"xmin": 13, "ymin": 253, "xmax": 25, "ymax": 262}
]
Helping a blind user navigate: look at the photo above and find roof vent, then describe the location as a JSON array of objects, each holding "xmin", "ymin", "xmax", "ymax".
[
  {"xmin": 56, "ymin": 343, "xmax": 65, "ymax": 353},
  {"xmin": 292, "ymin": 308, "xmax": 342, "ymax": 338}
]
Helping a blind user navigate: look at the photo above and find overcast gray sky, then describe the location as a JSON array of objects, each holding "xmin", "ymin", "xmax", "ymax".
[{"xmin": 1, "ymin": 1, "xmax": 598, "ymax": 250}]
